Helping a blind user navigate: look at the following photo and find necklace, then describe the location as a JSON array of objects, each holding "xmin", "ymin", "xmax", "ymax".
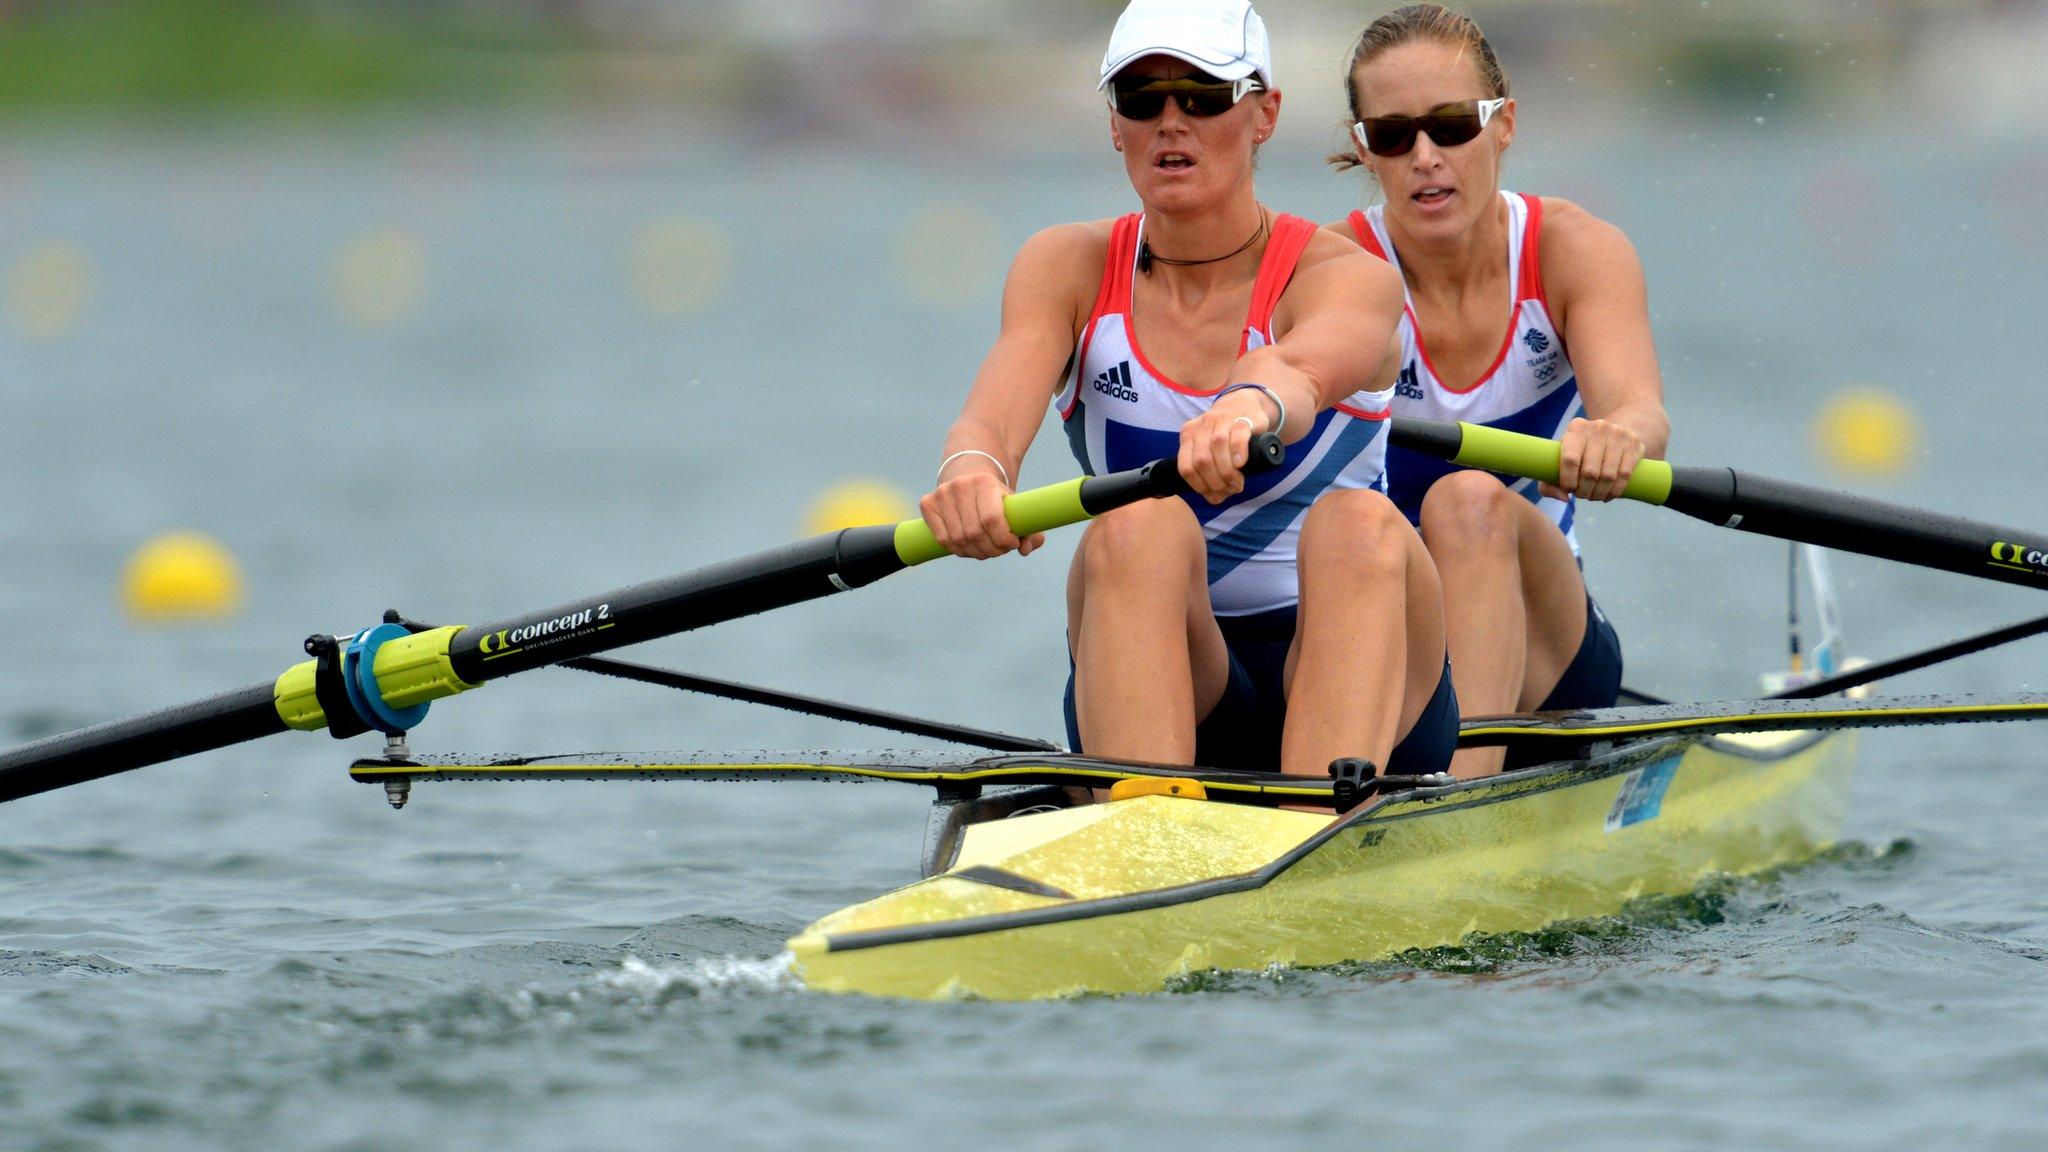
[{"xmin": 1138, "ymin": 209, "xmax": 1268, "ymax": 274}]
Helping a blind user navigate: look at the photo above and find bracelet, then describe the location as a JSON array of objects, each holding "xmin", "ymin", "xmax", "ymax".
[
  {"xmin": 936, "ymin": 449, "xmax": 1011, "ymax": 489},
  {"xmin": 1216, "ymin": 382, "xmax": 1287, "ymax": 436}
]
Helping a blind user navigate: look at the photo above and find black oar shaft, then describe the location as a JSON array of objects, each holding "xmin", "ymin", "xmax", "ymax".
[
  {"xmin": 1663, "ymin": 467, "xmax": 2048, "ymax": 593},
  {"xmin": 1389, "ymin": 418, "xmax": 2048, "ymax": 592},
  {"xmin": 0, "ymin": 683, "xmax": 284, "ymax": 804},
  {"xmin": 435, "ymin": 441, "xmax": 1280, "ymax": 686},
  {"xmin": 0, "ymin": 437, "xmax": 1278, "ymax": 805},
  {"xmin": 447, "ymin": 527, "xmax": 900, "ymax": 683}
]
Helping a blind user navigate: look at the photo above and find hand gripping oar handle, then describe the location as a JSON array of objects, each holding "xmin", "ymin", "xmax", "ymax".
[
  {"xmin": 434, "ymin": 433, "xmax": 1282, "ymax": 683},
  {"xmin": 0, "ymin": 435, "xmax": 1283, "ymax": 805},
  {"xmin": 893, "ymin": 433, "xmax": 1284, "ymax": 564},
  {"xmin": 1389, "ymin": 418, "xmax": 2048, "ymax": 592}
]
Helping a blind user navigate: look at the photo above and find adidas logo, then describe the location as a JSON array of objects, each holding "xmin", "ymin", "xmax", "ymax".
[
  {"xmin": 1090, "ymin": 360, "xmax": 1140, "ymax": 403},
  {"xmin": 1394, "ymin": 362, "xmax": 1425, "ymax": 400}
]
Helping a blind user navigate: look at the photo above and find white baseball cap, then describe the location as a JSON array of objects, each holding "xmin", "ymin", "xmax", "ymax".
[{"xmin": 1098, "ymin": 0, "xmax": 1274, "ymax": 92}]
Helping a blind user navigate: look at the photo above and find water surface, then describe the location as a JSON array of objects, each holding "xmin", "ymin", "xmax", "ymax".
[{"xmin": 3, "ymin": 121, "xmax": 2046, "ymax": 1150}]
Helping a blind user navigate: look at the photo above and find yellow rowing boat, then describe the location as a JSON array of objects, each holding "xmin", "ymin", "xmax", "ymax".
[{"xmin": 787, "ymin": 728, "xmax": 1855, "ymax": 998}]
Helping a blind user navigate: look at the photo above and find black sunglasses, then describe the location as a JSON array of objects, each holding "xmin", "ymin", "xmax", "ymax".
[
  {"xmin": 1111, "ymin": 75, "xmax": 1264, "ymax": 121},
  {"xmin": 1354, "ymin": 98, "xmax": 1506, "ymax": 157}
]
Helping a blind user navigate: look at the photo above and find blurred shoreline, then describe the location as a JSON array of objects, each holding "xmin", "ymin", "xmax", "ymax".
[{"xmin": 4, "ymin": 0, "xmax": 2048, "ymax": 145}]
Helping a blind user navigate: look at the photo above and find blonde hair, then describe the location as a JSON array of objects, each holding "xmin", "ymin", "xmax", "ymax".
[{"xmin": 1328, "ymin": 5, "xmax": 1510, "ymax": 170}]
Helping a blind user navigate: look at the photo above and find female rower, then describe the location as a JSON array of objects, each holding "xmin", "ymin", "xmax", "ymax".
[
  {"xmin": 919, "ymin": 0, "xmax": 1458, "ymax": 783},
  {"xmin": 1326, "ymin": 4, "xmax": 1671, "ymax": 776}
]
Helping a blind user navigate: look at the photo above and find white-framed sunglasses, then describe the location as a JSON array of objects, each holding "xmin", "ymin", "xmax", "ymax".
[
  {"xmin": 1352, "ymin": 97, "xmax": 1506, "ymax": 157},
  {"xmin": 1109, "ymin": 74, "xmax": 1266, "ymax": 121}
]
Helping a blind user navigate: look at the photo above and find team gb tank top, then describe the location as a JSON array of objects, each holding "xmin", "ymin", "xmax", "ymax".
[
  {"xmin": 1053, "ymin": 213, "xmax": 1395, "ymax": 616},
  {"xmin": 1349, "ymin": 191, "xmax": 1583, "ymax": 555}
]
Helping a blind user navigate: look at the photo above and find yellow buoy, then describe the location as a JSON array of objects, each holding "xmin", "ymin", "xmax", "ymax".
[
  {"xmin": 801, "ymin": 480, "xmax": 911, "ymax": 536},
  {"xmin": 892, "ymin": 204, "xmax": 1003, "ymax": 309},
  {"xmin": 121, "ymin": 532, "xmax": 244, "ymax": 624},
  {"xmin": 1814, "ymin": 389, "xmax": 1918, "ymax": 479},
  {"xmin": 3, "ymin": 239, "xmax": 97, "ymax": 341},
  {"xmin": 331, "ymin": 227, "xmax": 430, "ymax": 333},
  {"xmin": 627, "ymin": 215, "xmax": 731, "ymax": 319}
]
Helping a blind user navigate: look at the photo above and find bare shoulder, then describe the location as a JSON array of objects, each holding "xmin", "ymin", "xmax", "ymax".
[
  {"xmin": 1536, "ymin": 197, "xmax": 1643, "ymax": 287},
  {"xmin": 1295, "ymin": 228, "xmax": 1403, "ymax": 298},
  {"xmin": 1003, "ymin": 219, "xmax": 1118, "ymax": 329},
  {"xmin": 1011, "ymin": 219, "xmax": 1114, "ymax": 282},
  {"xmin": 1319, "ymin": 217, "xmax": 1365, "ymax": 245},
  {"xmin": 1272, "ymin": 230, "xmax": 1403, "ymax": 342}
]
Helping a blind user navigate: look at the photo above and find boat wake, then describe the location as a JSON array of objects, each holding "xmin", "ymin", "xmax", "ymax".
[
  {"xmin": 235, "ymin": 945, "xmax": 810, "ymax": 1069},
  {"xmin": 0, "ymin": 948, "xmax": 143, "ymax": 978},
  {"xmin": 598, "ymin": 952, "xmax": 801, "ymax": 1001}
]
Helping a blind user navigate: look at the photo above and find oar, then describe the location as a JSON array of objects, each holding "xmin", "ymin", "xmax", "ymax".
[
  {"xmin": 1389, "ymin": 418, "xmax": 2048, "ymax": 590},
  {"xmin": 381, "ymin": 610, "xmax": 1062, "ymax": 752},
  {"xmin": 0, "ymin": 437, "xmax": 1281, "ymax": 805},
  {"xmin": 347, "ymin": 749, "xmax": 1345, "ymax": 808},
  {"xmin": 556, "ymin": 655, "xmax": 1062, "ymax": 752},
  {"xmin": 344, "ymin": 692, "xmax": 2048, "ymax": 796},
  {"xmin": 1456, "ymin": 690, "xmax": 2048, "ymax": 749}
]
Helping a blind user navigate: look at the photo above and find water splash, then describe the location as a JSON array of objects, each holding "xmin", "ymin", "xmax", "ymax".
[{"xmin": 597, "ymin": 952, "xmax": 800, "ymax": 1002}]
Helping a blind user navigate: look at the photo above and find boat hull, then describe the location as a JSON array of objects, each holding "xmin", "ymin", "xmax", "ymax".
[{"xmin": 788, "ymin": 729, "xmax": 1856, "ymax": 999}]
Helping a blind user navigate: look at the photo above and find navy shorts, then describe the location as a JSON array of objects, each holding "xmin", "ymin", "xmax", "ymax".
[
  {"xmin": 1062, "ymin": 605, "xmax": 1461, "ymax": 777},
  {"xmin": 1503, "ymin": 592, "xmax": 1625, "ymax": 770},
  {"xmin": 1536, "ymin": 593, "xmax": 1624, "ymax": 712}
]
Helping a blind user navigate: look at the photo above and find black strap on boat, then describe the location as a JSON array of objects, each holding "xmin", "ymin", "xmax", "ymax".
[
  {"xmin": 1328, "ymin": 758, "xmax": 1375, "ymax": 809},
  {"xmin": 1328, "ymin": 758, "xmax": 1456, "ymax": 808}
]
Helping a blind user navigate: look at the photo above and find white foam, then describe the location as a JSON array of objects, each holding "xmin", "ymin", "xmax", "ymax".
[{"xmin": 598, "ymin": 952, "xmax": 800, "ymax": 999}]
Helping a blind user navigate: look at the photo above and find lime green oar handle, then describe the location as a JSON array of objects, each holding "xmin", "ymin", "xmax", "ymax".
[
  {"xmin": 892, "ymin": 479, "xmax": 1087, "ymax": 566},
  {"xmin": 892, "ymin": 433, "xmax": 1286, "ymax": 566},
  {"xmin": 1391, "ymin": 418, "xmax": 1674, "ymax": 504},
  {"xmin": 1390, "ymin": 416, "xmax": 2048, "ymax": 593}
]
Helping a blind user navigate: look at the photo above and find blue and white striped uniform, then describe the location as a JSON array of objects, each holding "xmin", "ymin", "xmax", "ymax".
[
  {"xmin": 1349, "ymin": 191, "xmax": 1584, "ymax": 555},
  {"xmin": 1053, "ymin": 212, "xmax": 1396, "ymax": 616}
]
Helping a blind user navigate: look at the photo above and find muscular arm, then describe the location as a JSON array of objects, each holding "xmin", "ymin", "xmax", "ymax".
[
  {"xmin": 1541, "ymin": 200, "xmax": 1671, "ymax": 501},
  {"xmin": 1178, "ymin": 237, "xmax": 1407, "ymax": 501},
  {"xmin": 920, "ymin": 223, "xmax": 1099, "ymax": 558}
]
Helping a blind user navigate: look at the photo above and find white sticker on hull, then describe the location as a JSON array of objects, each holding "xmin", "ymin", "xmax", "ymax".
[{"xmin": 1605, "ymin": 755, "xmax": 1681, "ymax": 832}]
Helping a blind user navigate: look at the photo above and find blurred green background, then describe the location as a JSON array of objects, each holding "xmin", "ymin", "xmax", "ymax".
[{"xmin": 2, "ymin": 0, "xmax": 2036, "ymax": 121}]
